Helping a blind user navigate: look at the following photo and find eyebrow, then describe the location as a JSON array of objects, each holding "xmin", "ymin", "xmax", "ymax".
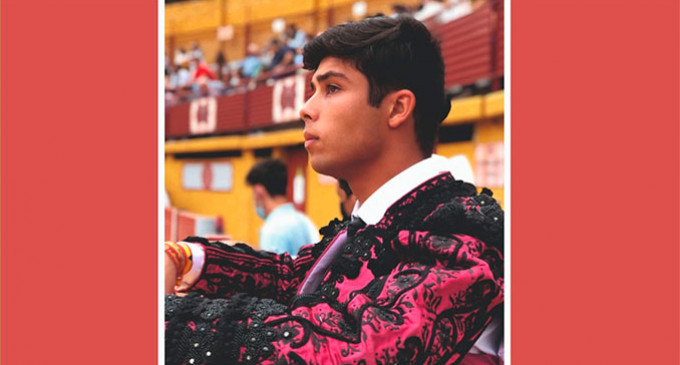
[{"xmin": 310, "ymin": 71, "xmax": 350, "ymax": 90}]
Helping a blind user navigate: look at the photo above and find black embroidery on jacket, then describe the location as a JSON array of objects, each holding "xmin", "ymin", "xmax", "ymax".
[{"xmin": 166, "ymin": 173, "xmax": 504, "ymax": 364}]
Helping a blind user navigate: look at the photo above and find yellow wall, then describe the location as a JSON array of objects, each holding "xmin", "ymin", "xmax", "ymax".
[
  {"xmin": 165, "ymin": 151, "xmax": 262, "ymax": 247},
  {"xmin": 165, "ymin": 0, "xmax": 422, "ymax": 62},
  {"xmin": 165, "ymin": 0, "xmax": 220, "ymax": 34},
  {"xmin": 223, "ymin": 0, "xmax": 317, "ymax": 26},
  {"xmin": 444, "ymin": 96, "xmax": 483, "ymax": 125}
]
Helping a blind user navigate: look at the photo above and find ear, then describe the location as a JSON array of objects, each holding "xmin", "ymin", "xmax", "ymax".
[
  {"xmin": 386, "ymin": 89, "xmax": 416, "ymax": 129},
  {"xmin": 253, "ymin": 184, "xmax": 266, "ymax": 200}
]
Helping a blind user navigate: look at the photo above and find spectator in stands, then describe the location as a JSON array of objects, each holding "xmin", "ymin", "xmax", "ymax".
[
  {"xmin": 285, "ymin": 23, "xmax": 307, "ymax": 50},
  {"xmin": 165, "ymin": 16, "xmax": 503, "ymax": 365},
  {"xmin": 293, "ymin": 47, "xmax": 304, "ymax": 66},
  {"xmin": 271, "ymin": 48, "xmax": 297, "ymax": 79},
  {"xmin": 215, "ymin": 50, "xmax": 229, "ymax": 82},
  {"xmin": 189, "ymin": 57, "xmax": 219, "ymax": 97},
  {"xmin": 295, "ymin": 33, "xmax": 315, "ymax": 65},
  {"xmin": 228, "ymin": 68, "xmax": 243, "ymax": 89},
  {"xmin": 246, "ymin": 159, "xmax": 319, "ymax": 257},
  {"xmin": 165, "ymin": 66, "xmax": 179, "ymax": 105},
  {"xmin": 176, "ymin": 62, "xmax": 192, "ymax": 86},
  {"xmin": 336, "ymin": 179, "xmax": 357, "ymax": 221},
  {"xmin": 174, "ymin": 47, "xmax": 189, "ymax": 67},
  {"xmin": 190, "ymin": 41, "xmax": 204, "ymax": 62},
  {"xmin": 268, "ymin": 37, "xmax": 295, "ymax": 70},
  {"xmin": 240, "ymin": 42, "xmax": 263, "ymax": 80},
  {"xmin": 190, "ymin": 57, "xmax": 216, "ymax": 82},
  {"xmin": 170, "ymin": 61, "xmax": 193, "ymax": 101},
  {"xmin": 260, "ymin": 41, "xmax": 276, "ymax": 71}
]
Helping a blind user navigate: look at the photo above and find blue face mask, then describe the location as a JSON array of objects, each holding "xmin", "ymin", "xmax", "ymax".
[{"xmin": 256, "ymin": 205, "xmax": 266, "ymax": 219}]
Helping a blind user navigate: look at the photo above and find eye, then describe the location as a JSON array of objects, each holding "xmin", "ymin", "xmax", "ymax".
[{"xmin": 326, "ymin": 84, "xmax": 340, "ymax": 95}]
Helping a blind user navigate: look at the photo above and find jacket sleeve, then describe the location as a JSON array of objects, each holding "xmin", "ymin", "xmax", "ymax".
[
  {"xmin": 165, "ymin": 231, "xmax": 504, "ymax": 365},
  {"xmin": 181, "ymin": 219, "xmax": 344, "ymax": 302},
  {"xmin": 181, "ymin": 237, "xmax": 318, "ymax": 302}
]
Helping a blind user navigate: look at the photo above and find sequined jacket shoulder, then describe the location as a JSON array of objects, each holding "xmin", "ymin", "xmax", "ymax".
[{"xmin": 165, "ymin": 173, "xmax": 504, "ymax": 365}]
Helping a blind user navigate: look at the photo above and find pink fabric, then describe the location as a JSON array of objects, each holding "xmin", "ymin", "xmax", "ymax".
[{"xmin": 459, "ymin": 353, "xmax": 504, "ymax": 365}]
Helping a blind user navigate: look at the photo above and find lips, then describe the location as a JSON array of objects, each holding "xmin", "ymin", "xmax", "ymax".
[{"xmin": 303, "ymin": 131, "xmax": 319, "ymax": 149}]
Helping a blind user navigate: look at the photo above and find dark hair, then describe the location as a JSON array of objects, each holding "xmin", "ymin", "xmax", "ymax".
[
  {"xmin": 338, "ymin": 179, "xmax": 353, "ymax": 196},
  {"xmin": 246, "ymin": 159, "xmax": 288, "ymax": 197},
  {"xmin": 303, "ymin": 15, "xmax": 450, "ymax": 157}
]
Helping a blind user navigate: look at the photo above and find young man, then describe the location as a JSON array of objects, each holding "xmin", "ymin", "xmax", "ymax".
[
  {"xmin": 246, "ymin": 159, "xmax": 319, "ymax": 257},
  {"xmin": 165, "ymin": 15, "xmax": 504, "ymax": 365}
]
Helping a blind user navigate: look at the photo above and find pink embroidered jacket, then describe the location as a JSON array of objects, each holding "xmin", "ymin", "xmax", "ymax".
[{"xmin": 165, "ymin": 173, "xmax": 504, "ymax": 365}]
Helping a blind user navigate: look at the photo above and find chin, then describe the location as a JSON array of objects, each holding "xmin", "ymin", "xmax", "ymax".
[{"xmin": 309, "ymin": 156, "xmax": 340, "ymax": 178}]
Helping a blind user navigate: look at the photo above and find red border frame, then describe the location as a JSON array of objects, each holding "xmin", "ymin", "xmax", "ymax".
[
  {"xmin": 1, "ymin": 1, "xmax": 678, "ymax": 364},
  {"xmin": 511, "ymin": 1, "xmax": 679, "ymax": 364},
  {"xmin": 2, "ymin": 1, "xmax": 158, "ymax": 363}
]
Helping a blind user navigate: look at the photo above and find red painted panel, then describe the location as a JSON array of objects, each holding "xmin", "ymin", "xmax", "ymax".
[
  {"xmin": 166, "ymin": 93, "xmax": 248, "ymax": 138},
  {"xmin": 495, "ymin": 0, "xmax": 505, "ymax": 76},
  {"xmin": 446, "ymin": 66, "xmax": 490, "ymax": 86},
  {"xmin": 446, "ymin": 54, "xmax": 492, "ymax": 73},
  {"xmin": 436, "ymin": 16, "xmax": 489, "ymax": 40},
  {"xmin": 165, "ymin": 207, "xmax": 177, "ymax": 242},
  {"xmin": 444, "ymin": 50, "xmax": 491, "ymax": 86},
  {"xmin": 433, "ymin": 2, "xmax": 494, "ymax": 87},
  {"xmin": 435, "ymin": 4, "xmax": 491, "ymax": 36},
  {"xmin": 442, "ymin": 38, "xmax": 490, "ymax": 60},
  {"xmin": 166, "ymin": 102, "xmax": 191, "ymax": 138},
  {"xmin": 215, "ymin": 92, "xmax": 246, "ymax": 133},
  {"xmin": 443, "ymin": 44, "xmax": 491, "ymax": 65},
  {"xmin": 247, "ymin": 85, "xmax": 274, "ymax": 129}
]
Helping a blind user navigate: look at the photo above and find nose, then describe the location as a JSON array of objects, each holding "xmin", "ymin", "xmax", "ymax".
[{"xmin": 299, "ymin": 95, "xmax": 317, "ymax": 122}]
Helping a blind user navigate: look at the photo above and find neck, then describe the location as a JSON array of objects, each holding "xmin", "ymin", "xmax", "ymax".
[
  {"xmin": 264, "ymin": 195, "xmax": 289, "ymax": 216},
  {"xmin": 348, "ymin": 152, "xmax": 424, "ymax": 206}
]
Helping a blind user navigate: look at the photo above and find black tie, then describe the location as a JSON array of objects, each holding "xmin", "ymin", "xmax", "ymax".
[{"xmin": 347, "ymin": 216, "xmax": 366, "ymax": 237}]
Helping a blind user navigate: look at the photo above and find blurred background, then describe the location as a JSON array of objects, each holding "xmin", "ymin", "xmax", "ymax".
[{"xmin": 164, "ymin": 0, "xmax": 505, "ymax": 247}]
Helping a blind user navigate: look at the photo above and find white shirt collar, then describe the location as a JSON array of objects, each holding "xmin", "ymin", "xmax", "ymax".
[{"xmin": 352, "ymin": 155, "xmax": 452, "ymax": 225}]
